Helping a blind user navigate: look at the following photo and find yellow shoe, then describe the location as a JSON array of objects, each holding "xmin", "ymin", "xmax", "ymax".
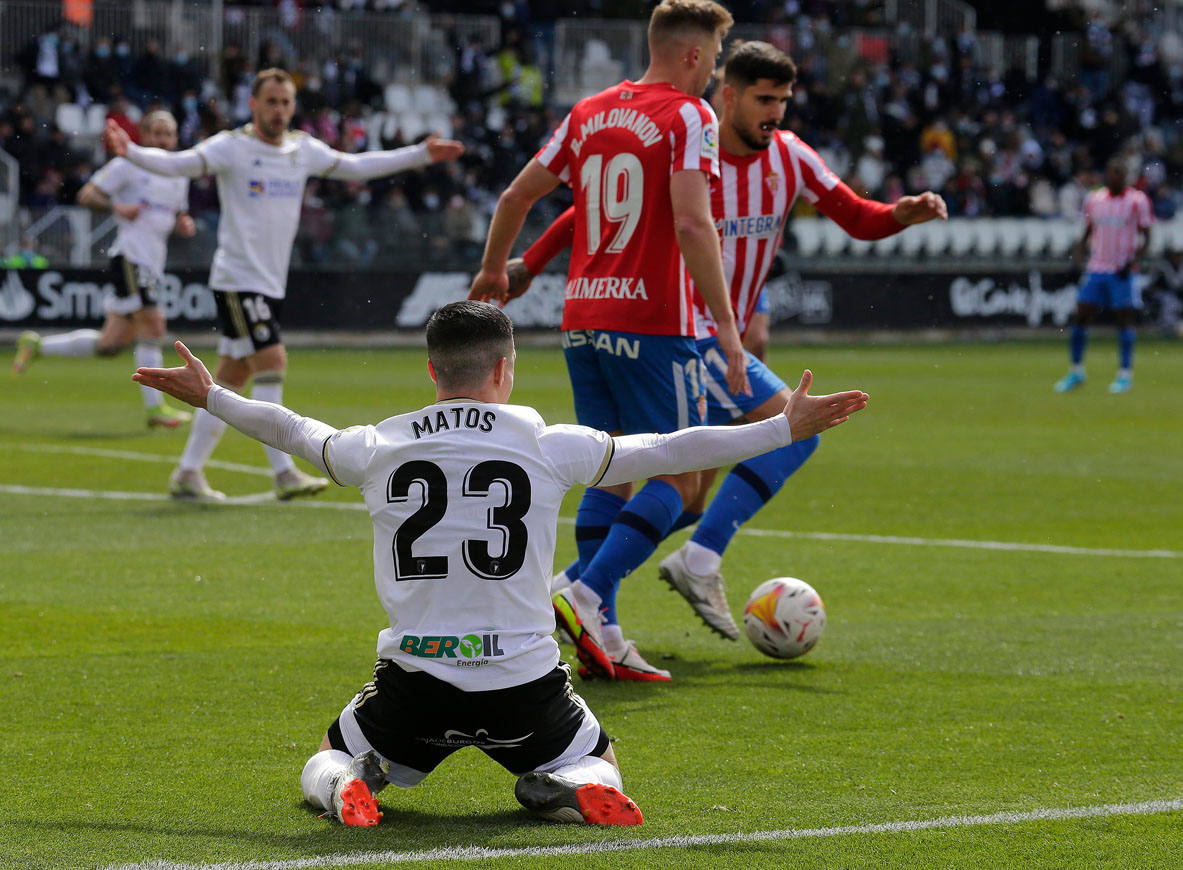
[
  {"xmin": 12, "ymin": 331, "xmax": 40, "ymax": 377},
  {"xmin": 147, "ymin": 402, "xmax": 194, "ymax": 429}
]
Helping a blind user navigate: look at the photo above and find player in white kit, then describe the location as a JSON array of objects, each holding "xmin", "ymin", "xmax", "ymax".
[
  {"xmin": 103, "ymin": 68, "xmax": 464, "ymax": 501},
  {"xmin": 13, "ymin": 111, "xmax": 196, "ymax": 429},
  {"xmin": 132, "ymin": 300, "xmax": 868, "ymax": 827}
]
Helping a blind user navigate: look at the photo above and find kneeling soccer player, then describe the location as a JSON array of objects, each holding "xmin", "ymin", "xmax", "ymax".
[{"xmin": 132, "ymin": 301, "xmax": 866, "ymax": 825}]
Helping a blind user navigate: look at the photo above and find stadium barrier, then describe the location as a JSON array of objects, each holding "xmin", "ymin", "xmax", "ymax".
[{"xmin": 0, "ymin": 262, "xmax": 1109, "ymax": 334}]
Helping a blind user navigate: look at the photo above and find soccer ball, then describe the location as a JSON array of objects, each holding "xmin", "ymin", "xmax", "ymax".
[{"xmin": 742, "ymin": 577, "xmax": 826, "ymax": 660}]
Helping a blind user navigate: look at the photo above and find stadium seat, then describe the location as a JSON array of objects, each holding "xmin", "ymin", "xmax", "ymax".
[
  {"xmin": 413, "ymin": 84, "xmax": 444, "ymax": 115},
  {"xmin": 921, "ymin": 220, "xmax": 951, "ymax": 257},
  {"xmin": 384, "ymin": 83, "xmax": 412, "ymax": 114},
  {"xmin": 582, "ymin": 39, "xmax": 623, "ymax": 91},
  {"xmin": 818, "ymin": 219, "xmax": 850, "ymax": 255},
  {"xmin": 365, "ymin": 111, "xmax": 388, "ymax": 147},
  {"xmin": 790, "ymin": 219, "xmax": 822, "ymax": 256},
  {"xmin": 1160, "ymin": 218, "xmax": 1183, "ymax": 254},
  {"xmin": 380, "ymin": 113, "xmax": 401, "ymax": 141},
  {"xmin": 486, "ymin": 104, "xmax": 507, "ymax": 132},
  {"xmin": 426, "ymin": 115, "xmax": 453, "ymax": 138},
  {"xmin": 848, "ymin": 237, "xmax": 874, "ymax": 256},
  {"xmin": 1045, "ymin": 220, "xmax": 1078, "ymax": 258},
  {"xmin": 85, "ymin": 103, "xmax": 108, "ymax": 135},
  {"xmin": 1020, "ymin": 220, "xmax": 1050, "ymax": 258},
  {"xmin": 55, "ymin": 102, "xmax": 85, "ymax": 136},
  {"xmin": 970, "ymin": 220, "xmax": 998, "ymax": 257},
  {"xmin": 399, "ymin": 112, "xmax": 427, "ymax": 141},
  {"xmin": 896, "ymin": 221, "xmax": 926, "ymax": 257},
  {"xmin": 947, "ymin": 219, "xmax": 975, "ymax": 256},
  {"xmin": 868, "ymin": 232, "xmax": 899, "ymax": 256},
  {"xmin": 994, "ymin": 219, "xmax": 1024, "ymax": 257}
]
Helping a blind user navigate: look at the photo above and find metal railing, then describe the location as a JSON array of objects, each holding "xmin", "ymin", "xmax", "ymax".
[
  {"xmin": 0, "ymin": 147, "xmax": 17, "ymax": 230},
  {"xmin": 883, "ymin": 0, "xmax": 976, "ymax": 37}
]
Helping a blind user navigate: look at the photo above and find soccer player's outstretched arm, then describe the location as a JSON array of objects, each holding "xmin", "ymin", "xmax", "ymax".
[
  {"xmin": 133, "ymin": 342, "xmax": 338, "ymax": 475},
  {"xmin": 502, "ymin": 206, "xmax": 577, "ymax": 301},
  {"xmin": 469, "ymin": 158, "xmax": 561, "ymax": 303},
  {"xmin": 323, "ymin": 135, "xmax": 465, "ymax": 181},
  {"xmin": 104, "ymin": 119, "xmax": 206, "ymax": 178},
  {"xmin": 815, "ymin": 182, "xmax": 947, "ymax": 240},
  {"xmin": 597, "ymin": 370, "xmax": 867, "ymax": 486}
]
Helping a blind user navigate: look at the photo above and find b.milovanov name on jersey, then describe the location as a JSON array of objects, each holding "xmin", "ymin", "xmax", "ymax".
[{"xmin": 411, "ymin": 406, "xmax": 497, "ymax": 439}]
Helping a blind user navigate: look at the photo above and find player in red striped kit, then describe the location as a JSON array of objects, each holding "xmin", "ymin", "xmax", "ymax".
[
  {"xmin": 509, "ymin": 41, "xmax": 946, "ymax": 666},
  {"xmin": 1054, "ymin": 158, "xmax": 1153, "ymax": 394},
  {"xmin": 470, "ymin": 1, "xmax": 749, "ymax": 682}
]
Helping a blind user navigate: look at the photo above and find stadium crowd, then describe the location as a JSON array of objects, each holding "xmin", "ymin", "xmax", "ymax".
[{"xmin": 3, "ymin": 0, "xmax": 1183, "ymax": 269}]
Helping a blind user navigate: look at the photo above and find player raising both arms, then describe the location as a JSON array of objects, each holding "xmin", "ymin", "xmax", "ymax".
[
  {"xmin": 103, "ymin": 68, "xmax": 464, "ymax": 501},
  {"xmin": 14, "ymin": 111, "xmax": 196, "ymax": 429},
  {"xmin": 132, "ymin": 300, "xmax": 868, "ymax": 828},
  {"xmin": 510, "ymin": 41, "xmax": 946, "ymax": 654},
  {"xmin": 470, "ymin": 0, "xmax": 748, "ymax": 682},
  {"xmin": 1054, "ymin": 157, "xmax": 1152, "ymax": 394}
]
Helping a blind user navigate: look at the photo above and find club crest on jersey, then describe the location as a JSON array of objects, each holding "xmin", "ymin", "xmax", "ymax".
[
  {"xmin": 248, "ymin": 179, "xmax": 264, "ymax": 197},
  {"xmin": 765, "ymin": 171, "xmax": 780, "ymax": 192}
]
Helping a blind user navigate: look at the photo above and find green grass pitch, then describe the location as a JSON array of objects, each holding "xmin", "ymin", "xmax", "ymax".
[{"xmin": 2, "ymin": 337, "xmax": 1180, "ymax": 869}]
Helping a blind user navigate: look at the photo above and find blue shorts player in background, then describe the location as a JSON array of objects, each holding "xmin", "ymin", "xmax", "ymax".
[{"xmin": 1055, "ymin": 158, "xmax": 1153, "ymax": 394}]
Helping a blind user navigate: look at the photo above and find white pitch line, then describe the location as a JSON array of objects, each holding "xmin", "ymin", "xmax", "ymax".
[
  {"xmin": 1, "ymin": 483, "xmax": 1178, "ymax": 559},
  {"xmin": 0, "ymin": 484, "xmax": 368, "ymax": 511},
  {"xmin": 11, "ymin": 443, "xmax": 273, "ymax": 476},
  {"xmin": 738, "ymin": 526, "xmax": 1183, "ymax": 559},
  {"xmin": 103, "ymin": 797, "xmax": 1183, "ymax": 870}
]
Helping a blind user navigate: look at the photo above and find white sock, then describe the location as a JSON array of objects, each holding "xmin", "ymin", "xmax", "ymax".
[
  {"xmin": 301, "ymin": 749, "xmax": 352, "ymax": 811},
  {"xmin": 549, "ymin": 755, "xmax": 623, "ymax": 791},
  {"xmin": 601, "ymin": 623, "xmax": 625, "ymax": 656},
  {"xmin": 683, "ymin": 540, "xmax": 722, "ymax": 576},
  {"xmin": 40, "ymin": 329, "xmax": 99, "ymax": 358},
  {"xmin": 570, "ymin": 580, "xmax": 603, "ymax": 611},
  {"xmin": 134, "ymin": 341, "xmax": 164, "ymax": 408},
  {"xmin": 1071, "ymin": 364, "xmax": 1085, "ymax": 376},
  {"xmin": 1117, "ymin": 368, "xmax": 1131, "ymax": 379},
  {"xmin": 251, "ymin": 371, "xmax": 295, "ymax": 475},
  {"xmin": 178, "ymin": 407, "xmax": 228, "ymax": 472}
]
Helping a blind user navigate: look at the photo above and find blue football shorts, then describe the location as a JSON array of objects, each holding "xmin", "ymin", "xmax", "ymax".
[
  {"xmin": 697, "ymin": 334, "xmax": 788, "ymax": 426},
  {"xmin": 1078, "ymin": 271, "xmax": 1140, "ymax": 310},
  {"xmin": 753, "ymin": 287, "xmax": 770, "ymax": 315},
  {"xmin": 562, "ymin": 329, "xmax": 704, "ymax": 434}
]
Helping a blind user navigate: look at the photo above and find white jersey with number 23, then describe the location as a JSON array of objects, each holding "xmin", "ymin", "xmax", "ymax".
[{"xmin": 321, "ymin": 402, "xmax": 613, "ymax": 692}]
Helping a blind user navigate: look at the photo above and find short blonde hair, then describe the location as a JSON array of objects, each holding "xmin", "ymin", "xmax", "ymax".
[
  {"xmin": 648, "ymin": 0, "xmax": 734, "ymax": 49},
  {"xmin": 252, "ymin": 67, "xmax": 295, "ymax": 96},
  {"xmin": 140, "ymin": 109, "xmax": 177, "ymax": 131}
]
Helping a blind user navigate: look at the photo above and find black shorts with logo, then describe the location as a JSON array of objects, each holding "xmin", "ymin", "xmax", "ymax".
[
  {"xmin": 328, "ymin": 660, "xmax": 609, "ymax": 779},
  {"xmin": 109, "ymin": 255, "xmax": 159, "ymax": 312},
  {"xmin": 213, "ymin": 290, "xmax": 284, "ymax": 353}
]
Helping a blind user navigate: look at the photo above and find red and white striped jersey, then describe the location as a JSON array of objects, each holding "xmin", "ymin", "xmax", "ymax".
[
  {"xmin": 535, "ymin": 80, "xmax": 720, "ymax": 336},
  {"xmin": 1084, "ymin": 186, "xmax": 1153, "ymax": 274},
  {"xmin": 695, "ymin": 130, "xmax": 840, "ymax": 338}
]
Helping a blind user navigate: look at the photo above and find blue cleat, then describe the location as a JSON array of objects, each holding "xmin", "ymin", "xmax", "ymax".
[
  {"xmin": 1108, "ymin": 374, "xmax": 1132, "ymax": 394},
  {"xmin": 1054, "ymin": 371, "xmax": 1086, "ymax": 393}
]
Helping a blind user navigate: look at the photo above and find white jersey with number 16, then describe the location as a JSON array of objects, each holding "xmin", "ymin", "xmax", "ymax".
[{"xmin": 321, "ymin": 402, "xmax": 613, "ymax": 692}]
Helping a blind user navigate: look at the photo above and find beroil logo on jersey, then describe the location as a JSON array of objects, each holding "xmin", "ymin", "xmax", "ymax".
[{"xmin": 399, "ymin": 633, "xmax": 505, "ymax": 667}]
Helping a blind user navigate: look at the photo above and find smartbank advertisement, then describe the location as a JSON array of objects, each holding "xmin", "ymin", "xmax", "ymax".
[{"xmin": 0, "ymin": 267, "xmax": 1088, "ymax": 331}]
